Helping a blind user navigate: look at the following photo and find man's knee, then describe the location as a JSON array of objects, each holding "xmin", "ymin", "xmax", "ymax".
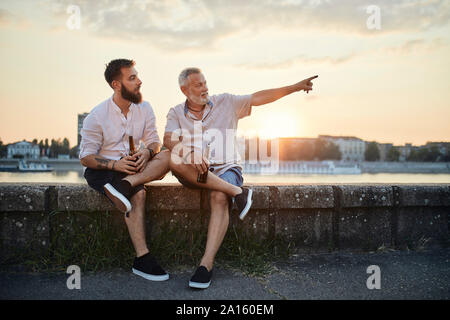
[
  {"xmin": 152, "ymin": 149, "xmax": 170, "ymax": 173},
  {"xmin": 210, "ymin": 191, "xmax": 229, "ymax": 207},
  {"xmin": 168, "ymin": 152, "xmax": 184, "ymax": 172},
  {"xmin": 131, "ymin": 188, "xmax": 146, "ymax": 204},
  {"xmin": 155, "ymin": 149, "xmax": 170, "ymax": 162}
]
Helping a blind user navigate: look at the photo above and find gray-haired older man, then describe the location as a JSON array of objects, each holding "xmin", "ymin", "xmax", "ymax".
[{"xmin": 164, "ymin": 67, "xmax": 318, "ymax": 289}]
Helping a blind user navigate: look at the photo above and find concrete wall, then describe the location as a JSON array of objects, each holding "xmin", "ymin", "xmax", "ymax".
[{"xmin": 0, "ymin": 183, "xmax": 449, "ymax": 257}]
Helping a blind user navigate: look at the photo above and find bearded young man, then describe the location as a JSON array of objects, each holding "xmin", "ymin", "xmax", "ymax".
[
  {"xmin": 79, "ymin": 59, "xmax": 170, "ymax": 281},
  {"xmin": 164, "ymin": 67, "xmax": 318, "ymax": 289}
]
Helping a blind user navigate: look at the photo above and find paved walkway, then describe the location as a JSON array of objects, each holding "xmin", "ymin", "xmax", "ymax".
[{"xmin": 1, "ymin": 247, "xmax": 449, "ymax": 300}]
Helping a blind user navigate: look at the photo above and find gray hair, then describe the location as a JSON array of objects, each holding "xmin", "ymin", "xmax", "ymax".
[{"xmin": 178, "ymin": 67, "xmax": 201, "ymax": 87}]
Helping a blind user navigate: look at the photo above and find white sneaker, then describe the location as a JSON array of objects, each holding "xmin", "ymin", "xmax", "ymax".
[
  {"xmin": 235, "ymin": 187, "xmax": 253, "ymax": 220},
  {"xmin": 103, "ymin": 183, "xmax": 132, "ymax": 214}
]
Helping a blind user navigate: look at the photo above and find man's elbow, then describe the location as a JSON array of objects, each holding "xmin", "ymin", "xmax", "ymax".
[
  {"xmin": 80, "ymin": 157, "xmax": 88, "ymax": 167},
  {"xmin": 80, "ymin": 154, "xmax": 94, "ymax": 167},
  {"xmin": 163, "ymin": 134, "xmax": 173, "ymax": 150},
  {"xmin": 249, "ymin": 93, "xmax": 261, "ymax": 107}
]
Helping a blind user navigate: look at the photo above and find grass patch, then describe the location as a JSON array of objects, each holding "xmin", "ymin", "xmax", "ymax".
[
  {"xmin": 1, "ymin": 210, "xmax": 293, "ymax": 277},
  {"xmin": 216, "ymin": 224, "xmax": 292, "ymax": 277},
  {"xmin": 149, "ymin": 217, "xmax": 293, "ymax": 277}
]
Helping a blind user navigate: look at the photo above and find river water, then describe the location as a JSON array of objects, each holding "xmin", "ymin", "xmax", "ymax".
[{"xmin": 1, "ymin": 171, "xmax": 449, "ymax": 184}]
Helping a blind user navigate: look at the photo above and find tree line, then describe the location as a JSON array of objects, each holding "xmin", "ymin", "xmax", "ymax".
[
  {"xmin": 0, "ymin": 138, "xmax": 78, "ymax": 158},
  {"xmin": 363, "ymin": 142, "xmax": 449, "ymax": 162},
  {"xmin": 33, "ymin": 138, "xmax": 79, "ymax": 158},
  {"xmin": 277, "ymin": 138, "xmax": 342, "ymax": 161},
  {"xmin": 1, "ymin": 137, "xmax": 449, "ymax": 161},
  {"xmin": 277, "ymin": 139, "xmax": 449, "ymax": 162}
]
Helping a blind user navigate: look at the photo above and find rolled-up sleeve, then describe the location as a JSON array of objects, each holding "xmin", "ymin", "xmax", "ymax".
[
  {"xmin": 228, "ymin": 93, "xmax": 252, "ymax": 119},
  {"xmin": 79, "ymin": 113, "xmax": 102, "ymax": 160},
  {"xmin": 164, "ymin": 108, "xmax": 181, "ymax": 134},
  {"xmin": 142, "ymin": 104, "xmax": 161, "ymax": 147}
]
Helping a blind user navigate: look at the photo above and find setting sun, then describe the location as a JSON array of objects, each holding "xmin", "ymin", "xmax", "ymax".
[{"xmin": 255, "ymin": 112, "xmax": 301, "ymax": 139}]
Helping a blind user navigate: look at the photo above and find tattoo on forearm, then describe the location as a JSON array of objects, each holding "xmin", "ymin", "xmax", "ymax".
[{"xmin": 95, "ymin": 157, "xmax": 111, "ymax": 169}]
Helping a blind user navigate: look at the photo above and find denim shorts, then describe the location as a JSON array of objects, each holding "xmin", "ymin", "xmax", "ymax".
[
  {"xmin": 173, "ymin": 166, "xmax": 243, "ymax": 189},
  {"xmin": 173, "ymin": 166, "xmax": 243, "ymax": 212}
]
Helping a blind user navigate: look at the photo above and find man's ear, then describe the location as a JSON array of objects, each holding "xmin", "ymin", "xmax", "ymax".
[
  {"xmin": 111, "ymin": 80, "xmax": 121, "ymax": 91},
  {"xmin": 180, "ymin": 86, "xmax": 189, "ymax": 97}
]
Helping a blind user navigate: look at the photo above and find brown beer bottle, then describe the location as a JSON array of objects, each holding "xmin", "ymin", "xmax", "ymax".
[
  {"xmin": 129, "ymin": 136, "xmax": 136, "ymax": 156},
  {"xmin": 197, "ymin": 143, "xmax": 210, "ymax": 183}
]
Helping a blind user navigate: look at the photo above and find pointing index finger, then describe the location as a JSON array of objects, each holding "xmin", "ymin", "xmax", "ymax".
[{"xmin": 308, "ymin": 75, "xmax": 319, "ymax": 81}]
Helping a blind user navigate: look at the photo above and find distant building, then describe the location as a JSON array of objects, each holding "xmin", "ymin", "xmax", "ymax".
[
  {"xmin": 7, "ymin": 140, "xmax": 40, "ymax": 159},
  {"xmin": 377, "ymin": 143, "xmax": 393, "ymax": 161},
  {"xmin": 319, "ymin": 135, "xmax": 365, "ymax": 162},
  {"xmin": 398, "ymin": 143, "xmax": 413, "ymax": 162},
  {"xmin": 78, "ymin": 113, "xmax": 89, "ymax": 146},
  {"xmin": 278, "ymin": 137, "xmax": 316, "ymax": 161},
  {"xmin": 425, "ymin": 142, "xmax": 450, "ymax": 155},
  {"xmin": 243, "ymin": 137, "xmax": 279, "ymax": 161}
]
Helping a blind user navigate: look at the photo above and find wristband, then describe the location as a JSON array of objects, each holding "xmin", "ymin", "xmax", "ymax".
[{"xmin": 146, "ymin": 147, "xmax": 156, "ymax": 160}]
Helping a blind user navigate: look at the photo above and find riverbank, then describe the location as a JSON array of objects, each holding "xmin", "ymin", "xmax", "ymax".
[
  {"xmin": 359, "ymin": 161, "xmax": 450, "ymax": 173},
  {"xmin": 1, "ymin": 159, "xmax": 449, "ymax": 173}
]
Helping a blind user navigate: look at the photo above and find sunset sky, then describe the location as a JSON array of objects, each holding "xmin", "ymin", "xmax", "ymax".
[{"xmin": 1, "ymin": 0, "xmax": 449, "ymax": 147}]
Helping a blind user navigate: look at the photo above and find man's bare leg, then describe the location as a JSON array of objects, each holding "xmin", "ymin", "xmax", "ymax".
[
  {"xmin": 120, "ymin": 149, "xmax": 170, "ymax": 255},
  {"xmin": 124, "ymin": 149, "xmax": 170, "ymax": 187},
  {"xmin": 169, "ymin": 153, "xmax": 242, "ymax": 197},
  {"xmin": 199, "ymin": 191, "xmax": 230, "ymax": 271},
  {"xmin": 124, "ymin": 188, "xmax": 149, "ymax": 257}
]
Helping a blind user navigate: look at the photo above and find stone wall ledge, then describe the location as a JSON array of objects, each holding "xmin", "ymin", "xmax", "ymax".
[
  {"xmin": 2, "ymin": 183, "xmax": 449, "ymax": 212},
  {"xmin": 1, "ymin": 183, "xmax": 449, "ymax": 254}
]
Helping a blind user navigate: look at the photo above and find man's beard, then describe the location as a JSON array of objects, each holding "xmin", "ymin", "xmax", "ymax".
[
  {"xmin": 121, "ymin": 85, "xmax": 142, "ymax": 104},
  {"xmin": 188, "ymin": 92, "xmax": 209, "ymax": 106}
]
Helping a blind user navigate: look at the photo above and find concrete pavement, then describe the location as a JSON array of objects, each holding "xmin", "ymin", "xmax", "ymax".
[{"xmin": 1, "ymin": 247, "xmax": 449, "ymax": 300}]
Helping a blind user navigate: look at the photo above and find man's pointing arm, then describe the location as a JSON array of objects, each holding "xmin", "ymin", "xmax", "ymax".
[{"xmin": 250, "ymin": 75, "xmax": 318, "ymax": 106}]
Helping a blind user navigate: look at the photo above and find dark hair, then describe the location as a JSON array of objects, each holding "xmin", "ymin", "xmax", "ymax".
[{"xmin": 104, "ymin": 59, "xmax": 135, "ymax": 88}]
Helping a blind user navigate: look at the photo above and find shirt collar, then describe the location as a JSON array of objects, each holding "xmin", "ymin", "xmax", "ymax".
[
  {"xmin": 110, "ymin": 95, "xmax": 134, "ymax": 114},
  {"xmin": 184, "ymin": 99, "xmax": 214, "ymax": 115}
]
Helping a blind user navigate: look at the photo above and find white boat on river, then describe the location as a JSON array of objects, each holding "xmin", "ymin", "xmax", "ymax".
[{"xmin": 18, "ymin": 160, "xmax": 54, "ymax": 172}]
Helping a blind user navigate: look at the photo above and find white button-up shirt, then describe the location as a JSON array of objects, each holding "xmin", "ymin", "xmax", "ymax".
[{"xmin": 79, "ymin": 96, "xmax": 161, "ymax": 162}]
